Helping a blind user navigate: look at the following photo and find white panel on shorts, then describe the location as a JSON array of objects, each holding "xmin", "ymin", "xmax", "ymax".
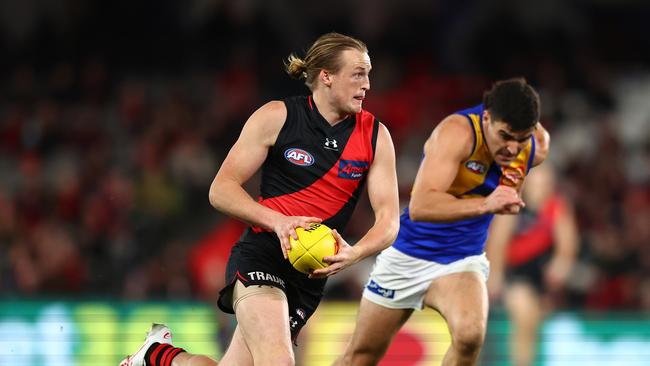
[{"xmin": 362, "ymin": 246, "xmax": 490, "ymax": 310}]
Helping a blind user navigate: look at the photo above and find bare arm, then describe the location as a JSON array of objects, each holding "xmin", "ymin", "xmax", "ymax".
[
  {"xmin": 209, "ymin": 101, "xmax": 286, "ymax": 227},
  {"xmin": 545, "ymin": 198, "xmax": 579, "ymax": 290},
  {"xmin": 209, "ymin": 101, "xmax": 322, "ymax": 257},
  {"xmin": 409, "ymin": 115, "xmax": 524, "ymax": 222},
  {"xmin": 311, "ymin": 123, "xmax": 400, "ymax": 277},
  {"xmin": 347, "ymin": 123, "xmax": 400, "ymax": 259},
  {"xmin": 533, "ymin": 122, "xmax": 550, "ymax": 167}
]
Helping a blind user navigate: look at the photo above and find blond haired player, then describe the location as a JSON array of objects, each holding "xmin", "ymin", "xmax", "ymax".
[{"xmin": 120, "ymin": 32, "xmax": 399, "ymax": 366}]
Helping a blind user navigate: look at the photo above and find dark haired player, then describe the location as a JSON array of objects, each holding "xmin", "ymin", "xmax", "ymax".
[{"xmin": 336, "ymin": 78, "xmax": 550, "ymax": 366}]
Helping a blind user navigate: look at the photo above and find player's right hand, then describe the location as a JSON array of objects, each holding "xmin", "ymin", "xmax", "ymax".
[
  {"xmin": 484, "ymin": 185, "xmax": 525, "ymax": 215},
  {"xmin": 271, "ymin": 215, "xmax": 323, "ymax": 259}
]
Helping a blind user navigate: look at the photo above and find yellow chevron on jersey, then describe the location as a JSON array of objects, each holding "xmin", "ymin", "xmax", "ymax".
[{"xmin": 447, "ymin": 104, "xmax": 535, "ymax": 198}]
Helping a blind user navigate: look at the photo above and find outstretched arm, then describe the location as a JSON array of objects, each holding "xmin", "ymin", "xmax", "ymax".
[{"xmin": 311, "ymin": 123, "xmax": 400, "ymax": 277}]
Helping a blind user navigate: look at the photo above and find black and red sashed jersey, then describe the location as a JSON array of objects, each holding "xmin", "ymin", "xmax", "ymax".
[{"xmin": 254, "ymin": 95, "xmax": 379, "ymax": 232}]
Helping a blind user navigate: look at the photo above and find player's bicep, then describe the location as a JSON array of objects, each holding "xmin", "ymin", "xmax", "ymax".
[
  {"xmin": 217, "ymin": 134, "xmax": 268, "ymax": 185},
  {"xmin": 214, "ymin": 101, "xmax": 286, "ymax": 185},
  {"xmin": 410, "ymin": 116, "xmax": 472, "ymax": 199},
  {"xmin": 366, "ymin": 123, "xmax": 399, "ymax": 219}
]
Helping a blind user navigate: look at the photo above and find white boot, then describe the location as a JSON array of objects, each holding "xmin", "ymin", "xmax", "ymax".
[{"xmin": 119, "ymin": 323, "xmax": 173, "ymax": 366}]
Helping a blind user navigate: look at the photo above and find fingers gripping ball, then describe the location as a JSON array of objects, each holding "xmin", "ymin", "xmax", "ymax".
[{"xmin": 288, "ymin": 223, "xmax": 339, "ymax": 274}]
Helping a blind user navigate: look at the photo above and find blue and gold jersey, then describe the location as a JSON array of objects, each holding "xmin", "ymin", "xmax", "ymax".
[{"xmin": 393, "ymin": 104, "xmax": 536, "ymax": 263}]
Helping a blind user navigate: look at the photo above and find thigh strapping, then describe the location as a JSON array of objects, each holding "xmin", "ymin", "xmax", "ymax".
[{"xmin": 232, "ymin": 280, "xmax": 287, "ymax": 313}]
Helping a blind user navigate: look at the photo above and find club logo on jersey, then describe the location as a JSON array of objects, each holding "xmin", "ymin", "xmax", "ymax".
[
  {"xmin": 500, "ymin": 166, "xmax": 525, "ymax": 188},
  {"xmin": 284, "ymin": 148, "xmax": 315, "ymax": 166},
  {"xmin": 324, "ymin": 138, "xmax": 339, "ymax": 151},
  {"xmin": 338, "ymin": 160, "xmax": 369, "ymax": 179},
  {"xmin": 366, "ymin": 279, "xmax": 395, "ymax": 299},
  {"xmin": 465, "ymin": 160, "xmax": 487, "ymax": 175}
]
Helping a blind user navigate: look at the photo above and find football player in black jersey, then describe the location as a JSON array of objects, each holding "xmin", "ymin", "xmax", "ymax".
[{"xmin": 120, "ymin": 32, "xmax": 399, "ymax": 366}]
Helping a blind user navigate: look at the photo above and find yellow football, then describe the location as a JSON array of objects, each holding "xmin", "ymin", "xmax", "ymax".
[{"xmin": 288, "ymin": 223, "xmax": 338, "ymax": 274}]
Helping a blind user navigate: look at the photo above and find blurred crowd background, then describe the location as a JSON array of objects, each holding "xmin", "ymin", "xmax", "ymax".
[{"xmin": 1, "ymin": 0, "xmax": 650, "ymax": 315}]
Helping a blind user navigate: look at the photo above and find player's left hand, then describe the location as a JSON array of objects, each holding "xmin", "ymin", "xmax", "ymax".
[{"xmin": 309, "ymin": 229, "xmax": 361, "ymax": 278}]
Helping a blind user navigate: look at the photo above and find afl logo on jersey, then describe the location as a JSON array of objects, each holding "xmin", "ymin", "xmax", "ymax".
[
  {"xmin": 465, "ymin": 160, "xmax": 487, "ymax": 175},
  {"xmin": 284, "ymin": 148, "xmax": 315, "ymax": 166}
]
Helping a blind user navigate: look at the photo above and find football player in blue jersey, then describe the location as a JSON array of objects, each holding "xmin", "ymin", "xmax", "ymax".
[{"xmin": 336, "ymin": 78, "xmax": 550, "ymax": 366}]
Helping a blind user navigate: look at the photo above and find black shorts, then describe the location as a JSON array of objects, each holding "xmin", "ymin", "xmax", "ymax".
[
  {"xmin": 505, "ymin": 247, "xmax": 552, "ymax": 294},
  {"xmin": 217, "ymin": 228, "xmax": 327, "ymax": 339}
]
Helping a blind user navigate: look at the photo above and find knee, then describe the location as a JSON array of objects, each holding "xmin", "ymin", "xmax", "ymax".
[
  {"xmin": 274, "ymin": 346, "xmax": 295, "ymax": 366},
  {"xmin": 450, "ymin": 322, "xmax": 486, "ymax": 355}
]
